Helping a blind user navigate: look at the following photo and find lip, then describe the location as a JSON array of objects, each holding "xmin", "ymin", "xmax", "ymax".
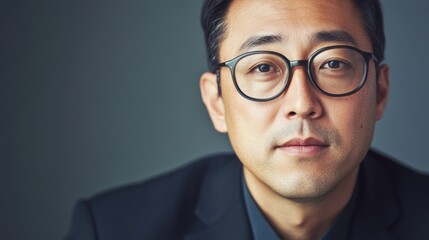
[{"xmin": 276, "ymin": 137, "xmax": 329, "ymax": 156}]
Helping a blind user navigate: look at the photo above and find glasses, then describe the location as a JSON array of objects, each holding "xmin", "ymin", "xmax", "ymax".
[{"xmin": 216, "ymin": 45, "xmax": 378, "ymax": 102}]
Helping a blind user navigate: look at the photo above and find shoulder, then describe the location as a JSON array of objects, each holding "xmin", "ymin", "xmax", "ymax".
[
  {"xmin": 365, "ymin": 149, "xmax": 429, "ymax": 236},
  {"xmin": 367, "ymin": 149, "xmax": 429, "ymax": 191},
  {"xmin": 67, "ymin": 152, "xmax": 240, "ymax": 239},
  {"xmin": 90, "ymin": 152, "xmax": 239, "ymax": 208}
]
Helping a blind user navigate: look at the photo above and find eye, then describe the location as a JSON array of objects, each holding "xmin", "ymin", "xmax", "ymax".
[
  {"xmin": 327, "ymin": 60, "xmax": 340, "ymax": 68},
  {"xmin": 321, "ymin": 60, "xmax": 348, "ymax": 69},
  {"xmin": 251, "ymin": 63, "xmax": 277, "ymax": 73},
  {"xmin": 255, "ymin": 64, "xmax": 273, "ymax": 73}
]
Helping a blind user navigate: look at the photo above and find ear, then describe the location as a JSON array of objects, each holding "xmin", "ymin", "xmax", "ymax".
[
  {"xmin": 200, "ymin": 72, "xmax": 228, "ymax": 133},
  {"xmin": 375, "ymin": 64, "xmax": 389, "ymax": 120}
]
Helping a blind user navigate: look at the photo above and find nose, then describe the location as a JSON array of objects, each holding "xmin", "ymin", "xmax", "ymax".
[{"xmin": 281, "ymin": 65, "xmax": 323, "ymax": 120}]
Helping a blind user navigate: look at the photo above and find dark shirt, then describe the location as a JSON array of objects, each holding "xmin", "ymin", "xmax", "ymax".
[{"xmin": 242, "ymin": 174, "xmax": 359, "ymax": 240}]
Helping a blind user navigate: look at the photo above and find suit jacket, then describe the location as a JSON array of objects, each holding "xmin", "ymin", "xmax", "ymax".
[{"xmin": 65, "ymin": 150, "xmax": 429, "ymax": 240}]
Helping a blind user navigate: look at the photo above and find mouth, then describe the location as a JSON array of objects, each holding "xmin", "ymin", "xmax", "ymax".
[{"xmin": 276, "ymin": 137, "xmax": 329, "ymax": 156}]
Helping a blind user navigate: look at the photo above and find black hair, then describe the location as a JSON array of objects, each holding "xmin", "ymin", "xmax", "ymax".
[{"xmin": 200, "ymin": 0, "xmax": 385, "ymax": 72}]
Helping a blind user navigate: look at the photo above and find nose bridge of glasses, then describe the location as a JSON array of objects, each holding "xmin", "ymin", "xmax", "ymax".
[
  {"xmin": 289, "ymin": 59, "xmax": 309, "ymax": 68},
  {"xmin": 288, "ymin": 59, "xmax": 311, "ymax": 79}
]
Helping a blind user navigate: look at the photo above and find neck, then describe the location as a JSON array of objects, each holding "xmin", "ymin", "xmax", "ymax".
[{"xmin": 243, "ymin": 167, "xmax": 359, "ymax": 240}]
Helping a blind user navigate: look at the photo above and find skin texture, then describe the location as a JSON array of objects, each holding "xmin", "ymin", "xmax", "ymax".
[{"xmin": 200, "ymin": 0, "xmax": 389, "ymax": 239}]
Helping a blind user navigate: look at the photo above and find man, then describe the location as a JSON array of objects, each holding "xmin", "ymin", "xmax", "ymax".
[{"xmin": 66, "ymin": 0, "xmax": 429, "ymax": 239}]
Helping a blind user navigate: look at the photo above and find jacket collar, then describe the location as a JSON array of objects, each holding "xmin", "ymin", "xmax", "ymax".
[{"xmin": 185, "ymin": 155, "xmax": 252, "ymax": 240}]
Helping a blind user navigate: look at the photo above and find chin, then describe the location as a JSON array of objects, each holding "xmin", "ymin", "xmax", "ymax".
[{"xmin": 269, "ymin": 172, "xmax": 340, "ymax": 201}]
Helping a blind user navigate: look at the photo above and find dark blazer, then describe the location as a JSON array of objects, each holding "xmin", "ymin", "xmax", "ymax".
[{"xmin": 65, "ymin": 150, "xmax": 429, "ymax": 240}]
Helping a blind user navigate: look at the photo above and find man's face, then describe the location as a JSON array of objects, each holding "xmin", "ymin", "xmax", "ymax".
[{"xmin": 201, "ymin": 0, "xmax": 388, "ymax": 200}]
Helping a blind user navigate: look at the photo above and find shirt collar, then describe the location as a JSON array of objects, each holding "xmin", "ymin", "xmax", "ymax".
[{"xmin": 242, "ymin": 175, "xmax": 281, "ymax": 240}]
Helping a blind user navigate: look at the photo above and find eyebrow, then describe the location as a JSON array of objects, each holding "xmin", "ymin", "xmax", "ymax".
[
  {"xmin": 238, "ymin": 30, "xmax": 356, "ymax": 52},
  {"xmin": 313, "ymin": 30, "xmax": 356, "ymax": 45},
  {"xmin": 239, "ymin": 34, "xmax": 283, "ymax": 51}
]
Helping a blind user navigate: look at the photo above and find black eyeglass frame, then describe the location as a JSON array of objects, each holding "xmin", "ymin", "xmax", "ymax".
[{"xmin": 215, "ymin": 45, "xmax": 379, "ymax": 102}]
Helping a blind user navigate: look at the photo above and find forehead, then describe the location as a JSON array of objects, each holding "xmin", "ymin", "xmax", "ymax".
[{"xmin": 221, "ymin": 0, "xmax": 370, "ymax": 59}]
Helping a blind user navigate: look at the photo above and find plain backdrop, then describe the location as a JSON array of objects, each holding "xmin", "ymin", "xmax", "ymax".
[{"xmin": 1, "ymin": 0, "xmax": 428, "ymax": 239}]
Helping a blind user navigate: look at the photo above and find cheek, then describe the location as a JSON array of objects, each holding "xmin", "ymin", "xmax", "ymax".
[
  {"xmin": 222, "ymin": 74, "xmax": 276, "ymax": 135},
  {"xmin": 226, "ymin": 103, "xmax": 277, "ymax": 147},
  {"xmin": 222, "ymin": 87, "xmax": 279, "ymax": 159},
  {"xmin": 328, "ymin": 87, "xmax": 377, "ymax": 154}
]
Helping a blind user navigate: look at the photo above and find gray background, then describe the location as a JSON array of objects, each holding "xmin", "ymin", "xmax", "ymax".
[{"xmin": 1, "ymin": 0, "xmax": 428, "ymax": 239}]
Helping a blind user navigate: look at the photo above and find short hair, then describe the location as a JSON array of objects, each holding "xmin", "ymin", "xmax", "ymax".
[{"xmin": 200, "ymin": 0, "xmax": 385, "ymax": 72}]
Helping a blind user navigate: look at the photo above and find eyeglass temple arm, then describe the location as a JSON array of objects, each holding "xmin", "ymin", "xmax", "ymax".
[{"xmin": 215, "ymin": 69, "xmax": 222, "ymax": 96}]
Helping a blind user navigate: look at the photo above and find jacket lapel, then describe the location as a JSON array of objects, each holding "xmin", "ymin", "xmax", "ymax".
[
  {"xmin": 185, "ymin": 156, "xmax": 252, "ymax": 240},
  {"xmin": 350, "ymin": 150, "xmax": 400, "ymax": 240}
]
